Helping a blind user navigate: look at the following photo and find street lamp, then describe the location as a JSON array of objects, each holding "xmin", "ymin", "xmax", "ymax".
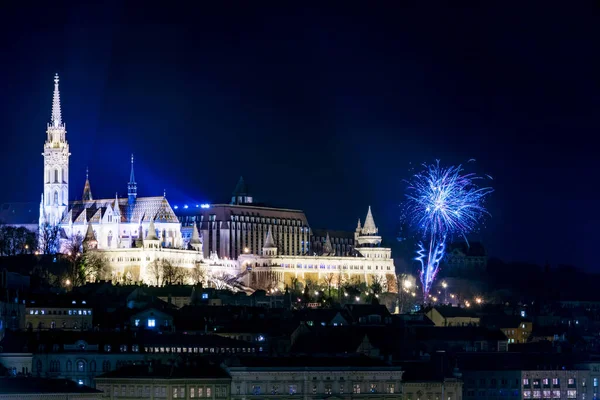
[{"xmin": 243, "ymin": 247, "xmax": 249, "ymax": 254}]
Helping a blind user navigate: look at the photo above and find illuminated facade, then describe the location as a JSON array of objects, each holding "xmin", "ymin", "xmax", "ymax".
[
  {"xmin": 37, "ymin": 75, "xmax": 210, "ymax": 285},
  {"xmin": 238, "ymin": 207, "xmax": 396, "ymax": 292}
]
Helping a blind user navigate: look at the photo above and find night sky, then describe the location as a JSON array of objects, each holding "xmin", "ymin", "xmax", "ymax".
[{"xmin": 1, "ymin": 3, "xmax": 598, "ymax": 269}]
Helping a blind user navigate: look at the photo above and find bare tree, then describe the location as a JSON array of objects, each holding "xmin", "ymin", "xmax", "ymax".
[
  {"xmin": 148, "ymin": 259, "xmax": 187, "ymax": 286},
  {"xmin": 82, "ymin": 251, "xmax": 109, "ymax": 282},
  {"xmin": 370, "ymin": 275, "xmax": 384, "ymax": 295},
  {"xmin": 323, "ymin": 273, "xmax": 336, "ymax": 298},
  {"xmin": 148, "ymin": 260, "xmax": 162, "ymax": 286},
  {"xmin": 162, "ymin": 260, "xmax": 188, "ymax": 285},
  {"xmin": 39, "ymin": 223, "xmax": 60, "ymax": 254},
  {"xmin": 189, "ymin": 262, "xmax": 207, "ymax": 285}
]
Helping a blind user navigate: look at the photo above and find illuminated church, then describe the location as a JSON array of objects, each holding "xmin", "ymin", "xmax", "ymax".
[{"xmin": 37, "ymin": 75, "xmax": 224, "ymax": 284}]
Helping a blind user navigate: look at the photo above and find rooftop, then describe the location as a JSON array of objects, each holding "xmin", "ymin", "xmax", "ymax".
[
  {"xmin": 97, "ymin": 361, "xmax": 230, "ymax": 380},
  {"xmin": 0, "ymin": 378, "xmax": 100, "ymax": 394}
]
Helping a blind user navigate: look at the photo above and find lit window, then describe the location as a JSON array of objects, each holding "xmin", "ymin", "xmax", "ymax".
[
  {"xmin": 567, "ymin": 390, "xmax": 577, "ymax": 398},
  {"xmin": 370, "ymin": 383, "xmax": 377, "ymax": 393},
  {"xmin": 388, "ymin": 384, "xmax": 395, "ymax": 394},
  {"xmin": 252, "ymin": 386, "xmax": 260, "ymax": 395},
  {"xmin": 594, "ymin": 378, "xmax": 598, "ymax": 387},
  {"xmin": 191, "ymin": 388, "xmax": 195, "ymax": 398},
  {"xmin": 289, "ymin": 385, "xmax": 297, "ymax": 395},
  {"xmin": 207, "ymin": 387, "xmax": 211, "ymax": 397},
  {"xmin": 134, "ymin": 319, "xmax": 140, "ymax": 327},
  {"xmin": 148, "ymin": 319, "xmax": 156, "ymax": 327},
  {"xmin": 353, "ymin": 384, "xmax": 361, "ymax": 394},
  {"xmin": 78, "ymin": 379, "xmax": 83, "ymax": 385},
  {"xmin": 202, "ymin": 293, "xmax": 208, "ymax": 299}
]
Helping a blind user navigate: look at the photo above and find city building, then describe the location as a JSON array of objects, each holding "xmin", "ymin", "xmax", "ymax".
[
  {"xmin": 94, "ymin": 361, "xmax": 231, "ymax": 400},
  {"xmin": 482, "ymin": 315, "xmax": 532, "ymax": 344},
  {"xmin": 176, "ymin": 177, "xmax": 312, "ymax": 260},
  {"xmin": 25, "ymin": 297, "xmax": 93, "ymax": 331},
  {"xmin": 225, "ymin": 356, "xmax": 403, "ymax": 400},
  {"xmin": 237, "ymin": 207, "xmax": 396, "ymax": 291}
]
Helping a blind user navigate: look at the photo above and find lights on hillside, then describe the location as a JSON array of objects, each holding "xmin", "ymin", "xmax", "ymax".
[{"xmin": 200, "ymin": 204, "xmax": 210, "ymax": 209}]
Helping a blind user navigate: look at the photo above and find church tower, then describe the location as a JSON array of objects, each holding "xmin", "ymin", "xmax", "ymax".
[{"xmin": 41, "ymin": 74, "xmax": 70, "ymax": 226}]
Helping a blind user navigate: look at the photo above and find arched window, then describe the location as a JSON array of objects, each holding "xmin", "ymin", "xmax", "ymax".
[
  {"xmin": 77, "ymin": 360, "xmax": 85, "ymax": 372},
  {"xmin": 107, "ymin": 231, "xmax": 113, "ymax": 247},
  {"xmin": 102, "ymin": 360, "xmax": 111, "ymax": 372},
  {"xmin": 54, "ymin": 169, "xmax": 59, "ymax": 183},
  {"xmin": 36, "ymin": 360, "xmax": 42, "ymax": 374},
  {"xmin": 66, "ymin": 360, "xmax": 72, "ymax": 372},
  {"xmin": 53, "ymin": 191, "xmax": 58, "ymax": 205},
  {"xmin": 62, "ymin": 168, "xmax": 66, "ymax": 183},
  {"xmin": 90, "ymin": 360, "xmax": 96, "ymax": 372}
]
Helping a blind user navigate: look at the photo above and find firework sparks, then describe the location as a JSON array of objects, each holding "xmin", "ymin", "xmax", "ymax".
[{"xmin": 404, "ymin": 161, "xmax": 493, "ymax": 297}]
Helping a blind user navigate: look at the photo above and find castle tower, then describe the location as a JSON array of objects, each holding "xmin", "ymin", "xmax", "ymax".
[
  {"xmin": 41, "ymin": 74, "xmax": 70, "ymax": 226},
  {"xmin": 262, "ymin": 226, "xmax": 277, "ymax": 256},
  {"xmin": 355, "ymin": 206, "xmax": 382, "ymax": 247}
]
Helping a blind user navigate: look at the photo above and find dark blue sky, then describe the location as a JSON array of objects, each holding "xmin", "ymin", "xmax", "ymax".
[{"xmin": 1, "ymin": 3, "xmax": 598, "ymax": 268}]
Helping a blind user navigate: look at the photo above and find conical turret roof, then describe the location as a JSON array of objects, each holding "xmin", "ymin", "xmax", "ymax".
[
  {"xmin": 361, "ymin": 206, "xmax": 378, "ymax": 235},
  {"xmin": 145, "ymin": 219, "xmax": 159, "ymax": 241},
  {"xmin": 84, "ymin": 221, "xmax": 95, "ymax": 242},
  {"xmin": 322, "ymin": 232, "xmax": 333, "ymax": 255},
  {"xmin": 232, "ymin": 176, "xmax": 248, "ymax": 196},
  {"xmin": 190, "ymin": 223, "xmax": 201, "ymax": 244},
  {"xmin": 264, "ymin": 227, "xmax": 276, "ymax": 248}
]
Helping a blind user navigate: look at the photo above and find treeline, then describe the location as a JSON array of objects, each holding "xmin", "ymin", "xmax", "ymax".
[{"xmin": 0, "ymin": 225, "xmax": 37, "ymax": 256}]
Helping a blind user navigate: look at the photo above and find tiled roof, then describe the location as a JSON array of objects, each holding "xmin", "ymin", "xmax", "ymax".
[{"xmin": 64, "ymin": 197, "xmax": 178, "ymax": 224}]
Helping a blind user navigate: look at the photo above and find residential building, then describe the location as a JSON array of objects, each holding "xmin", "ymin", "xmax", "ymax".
[
  {"xmin": 25, "ymin": 297, "xmax": 93, "ymax": 331},
  {"xmin": 225, "ymin": 356, "xmax": 403, "ymax": 400},
  {"xmin": 425, "ymin": 306, "xmax": 480, "ymax": 327},
  {"xmin": 95, "ymin": 361, "xmax": 231, "ymax": 400},
  {"xmin": 482, "ymin": 315, "xmax": 532, "ymax": 344}
]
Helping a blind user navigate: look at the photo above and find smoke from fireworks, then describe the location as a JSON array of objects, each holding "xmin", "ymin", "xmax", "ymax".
[{"xmin": 404, "ymin": 161, "xmax": 493, "ymax": 298}]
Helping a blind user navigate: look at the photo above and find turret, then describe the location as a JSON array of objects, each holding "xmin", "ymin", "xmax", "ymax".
[
  {"xmin": 189, "ymin": 223, "xmax": 202, "ymax": 252},
  {"xmin": 144, "ymin": 219, "xmax": 160, "ymax": 249},
  {"xmin": 262, "ymin": 227, "xmax": 277, "ymax": 256}
]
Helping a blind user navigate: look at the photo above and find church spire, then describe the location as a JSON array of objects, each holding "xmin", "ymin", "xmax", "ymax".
[
  {"xmin": 82, "ymin": 167, "xmax": 93, "ymax": 201},
  {"xmin": 51, "ymin": 73, "xmax": 62, "ymax": 127},
  {"xmin": 128, "ymin": 154, "xmax": 137, "ymax": 204}
]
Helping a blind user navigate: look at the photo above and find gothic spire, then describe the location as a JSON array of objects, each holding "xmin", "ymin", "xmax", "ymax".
[
  {"xmin": 361, "ymin": 206, "xmax": 378, "ymax": 235},
  {"xmin": 357, "ymin": 218, "xmax": 362, "ymax": 230},
  {"xmin": 51, "ymin": 73, "xmax": 62, "ymax": 127},
  {"xmin": 82, "ymin": 168, "xmax": 93, "ymax": 201},
  {"xmin": 129, "ymin": 154, "xmax": 136, "ymax": 183},
  {"xmin": 128, "ymin": 154, "xmax": 137, "ymax": 204}
]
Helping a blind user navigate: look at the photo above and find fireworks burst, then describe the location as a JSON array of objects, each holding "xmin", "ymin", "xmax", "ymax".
[{"xmin": 404, "ymin": 161, "xmax": 493, "ymax": 297}]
